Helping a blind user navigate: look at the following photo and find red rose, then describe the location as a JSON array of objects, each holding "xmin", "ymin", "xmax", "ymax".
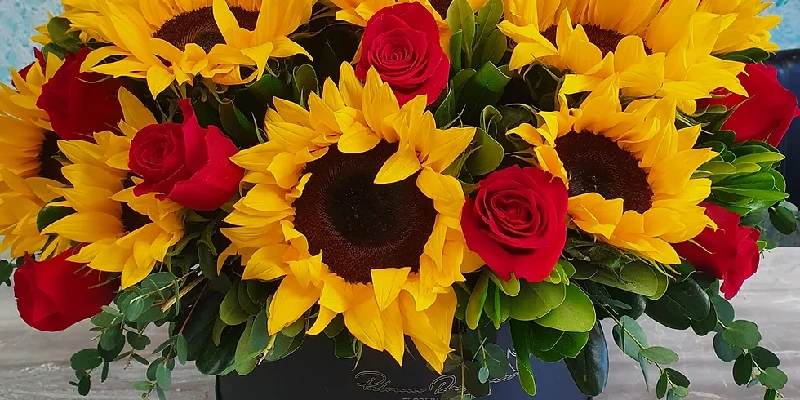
[
  {"xmin": 461, "ymin": 165, "xmax": 569, "ymax": 282},
  {"xmin": 14, "ymin": 248, "xmax": 117, "ymax": 332},
  {"xmin": 698, "ymin": 63, "xmax": 800, "ymax": 146},
  {"xmin": 37, "ymin": 48, "xmax": 125, "ymax": 141},
  {"xmin": 129, "ymin": 99, "xmax": 244, "ymax": 211},
  {"xmin": 18, "ymin": 48, "xmax": 45, "ymax": 81},
  {"xmin": 673, "ymin": 203, "xmax": 761, "ymax": 300},
  {"xmin": 356, "ymin": 2, "xmax": 449, "ymax": 106}
]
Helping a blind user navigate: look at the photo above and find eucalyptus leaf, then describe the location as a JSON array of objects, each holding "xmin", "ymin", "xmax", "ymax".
[
  {"xmin": 535, "ymin": 284, "xmax": 595, "ymax": 332},
  {"xmin": 509, "ymin": 281, "xmax": 566, "ymax": 321},
  {"xmin": 564, "ymin": 322, "xmax": 608, "ymax": 396}
]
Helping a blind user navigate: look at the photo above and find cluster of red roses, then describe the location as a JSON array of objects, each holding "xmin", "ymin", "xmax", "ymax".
[{"xmin": 15, "ymin": 49, "xmax": 243, "ymax": 331}]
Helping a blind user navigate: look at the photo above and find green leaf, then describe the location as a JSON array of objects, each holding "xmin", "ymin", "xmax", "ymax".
[
  {"xmin": 535, "ymin": 284, "xmax": 595, "ymax": 332},
  {"xmin": 133, "ymin": 381, "xmax": 153, "ymax": 391},
  {"xmin": 282, "ymin": 316, "xmax": 306, "ymax": 337},
  {"xmin": 0, "ymin": 260, "xmax": 13, "ymax": 286},
  {"xmin": 475, "ymin": 0, "xmax": 503, "ymax": 41},
  {"xmin": 47, "ymin": 17, "xmax": 81, "ymax": 52},
  {"xmin": 477, "ymin": 343, "xmax": 509, "ymax": 379},
  {"xmin": 769, "ymin": 204, "xmax": 797, "ymax": 234},
  {"xmin": 446, "ymin": 0, "xmax": 476, "ymax": 58},
  {"xmin": 234, "ymin": 320, "xmax": 258, "ymax": 375},
  {"xmin": 175, "ymin": 335, "xmax": 188, "ymax": 365},
  {"xmin": 100, "ymin": 326, "xmax": 124, "ymax": 351},
  {"xmin": 196, "ymin": 324, "xmax": 244, "ymax": 375},
  {"xmin": 714, "ymin": 187, "xmax": 789, "ymax": 202},
  {"xmin": 238, "ymin": 282, "xmax": 262, "ymax": 316},
  {"xmin": 489, "ymin": 272, "xmax": 521, "ymax": 296},
  {"xmin": 248, "ymin": 73, "xmax": 287, "ymax": 106},
  {"xmin": 155, "ymin": 362, "xmax": 172, "ymax": 391},
  {"xmin": 91, "ymin": 310, "xmax": 120, "ymax": 328},
  {"xmin": 71, "ymin": 349, "xmax": 103, "ymax": 371},
  {"xmin": 641, "ymin": 346, "xmax": 679, "ymax": 365},
  {"xmin": 509, "ymin": 281, "xmax": 566, "ymax": 321},
  {"xmin": 764, "ymin": 388, "xmax": 778, "ymax": 400},
  {"xmin": 666, "ymin": 368, "xmax": 690, "ymax": 388},
  {"xmin": 466, "ymin": 271, "xmax": 490, "ymax": 329},
  {"xmin": 668, "ymin": 386, "xmax": 689, "ymax": 399},
  {"xmin": 564, "ymin": 322, "xmax": 608, "ymax": 397},
  {"xmin": 127, "ymin": 331, "xmax": 151, "ymax": 351},
  {"xmin": 264, "ymin": 332, "xmax": 304, "ymax": 362},
  {"xmin": 733, "ymin": 353, "xmax": 754, "ymax": 385},
  {"xmin": 474, "ymin": 29, "xmax": 507, "ymax": 68},
  {"xmin": 37, "ymin": 205, "xmax": 75, "ymax": 232},
  {"xmin": 220, "ymin": 283, "xmax": 250, "ymax": 326},
  {"xmin": 219, "ymin": 100, "xmax": 257, "ymax": 147},
  {"xmin": 77, "ymin": 375, "xmax": 91, "ymax": 396},
  {"xmin": 140, "ymin": 273, "xmax": 177, "ymax": 301},
  {"xmin": 587, "ymin": 261, "xmax": 669, "ymax": 299},
  {"xmin": 292, "ymin": 64, "xmax": 318, "ymax": 107},
  {"xmin": 509, "ymin": 320, "xmax": 536, "ymax": 396},
  {"xmin": 714, "ymin": 332, "xmax": 743, "ymax": 362},
  {"xmin": 646, "ymin": 278, "xmax": 710, "ymax": 330},
  {"xmin": 612, "ymin": 316, "xmax": 648, "ymax": 361},
  {"xmin": 711, "ymin": 295, "xmax": 735, "ymax": 324},
  {"xmin": 333, "ymin": 332, "xmax": 359, "ymax": 359},
  {"xmin": 465, "ymin": 128, "xmax": 503, "ymax": 176},
  {"xmin": 690, "ymin": 302, "xmax": 718, "ymax": 336},
  {"xmin": 448, "ymin": 30, "xmax": 464, "ymax": 73},
  {"xmin": 656, "ymin": 371, "xmax": 669, "ymax": 399},
  {"xmin": 723, "ymin": 320, "xmax": 762, "ymax": 350},
  {"xmin": 478, "ymin": 366, "xmax": 490, "ymax": 384},
  {"xmin": 750, "ymin": 347, "xmax": 780, "ymax": 369},
  {"xmin": 457, "ymin": 62, "xmax": 511, "ymax": 123},
  {"xmin": 716, "ymin": 47, "xmax": 770, "ymax": 63},
  {"xmin": 251, "ymin": 309, "xmax": 270, "ymax": 351},
  {"xmin": 758, "ymin": 367, "xmax": 788, "ymax": 390}
]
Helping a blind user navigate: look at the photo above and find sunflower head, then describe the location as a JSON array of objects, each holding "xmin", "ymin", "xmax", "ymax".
[
  {"xmin": 222, "ymin": 62, "xmax": 481, "ymax": 371},
  {"xmin": 70, "ymin": 0, "xmax": 315, "ymax": 96},
  {"xmin": 498, "ymin": 0, "xmax": 747, "ymax": 111},
  {"xmin": 699, "ymin": 0, "xmax": 781, "ymax": 54},
  {"xmin": 43, "ymin": 88, "xmax": 184, "ymax": 288},
  {"xmin": 509, "ymin": 76, "xmax": 716, "ymax": 264},
  {"xmin": 0, "ymin": 51, "xmax": 74, "ymax": 258}
]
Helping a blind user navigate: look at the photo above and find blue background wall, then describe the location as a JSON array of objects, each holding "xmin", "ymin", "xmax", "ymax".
[{"xmin": 0, "ymin": 0, "xmax": 798, "ymax": 82}]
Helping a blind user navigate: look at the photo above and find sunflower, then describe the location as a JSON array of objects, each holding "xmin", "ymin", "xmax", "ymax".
[
  {"xmin": 509, "ymin": 76, "xmax": 715, "ymax": 264},
  {"xmin": 698, "ymin": 0, "xmax": 781, "ymax": 54},
  {"xmin": 498, "ymin": 0, "xmax": 747, "ymax": 112},
  {"xmin": 221, "ymin": 62, "xmax": 481, "ymax": 371},
  {"xmin": 65, "ymin": 0, "xmax": 315, "ymax": 96},
  {"xmin": 0, "ymin": 53, "xmax": 72, "ymax": 258},
  {"xmin": 42, "ymin": 88, "xmax": 184, "ymax": 289}
]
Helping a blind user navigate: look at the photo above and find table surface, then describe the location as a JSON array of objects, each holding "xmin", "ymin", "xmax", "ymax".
[{"xmin": 0, "ymin": 248, "xmax": 797, "ymax": 400}]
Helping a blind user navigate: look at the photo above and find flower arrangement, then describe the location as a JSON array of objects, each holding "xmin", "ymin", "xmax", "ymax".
[{"xmin": 1, "ymin": 0, "xmax": 798, "ymax": 398}]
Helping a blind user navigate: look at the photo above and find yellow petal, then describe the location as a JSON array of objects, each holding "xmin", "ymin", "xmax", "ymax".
[
  {"xmin": 381, "ymin": 299, "xmax": 406, "ymax": 365},
  {"xmin": 371, "ymin": 267, "xmax": 411, "ymax": 311},
  {"xmin": 343, "ymin": 286, "xmax": 385, "ymax": 351},
  {"xmin": 374, "ymin": 147, "xmax": 421, "ymax": 184},
  {"xmin": 43, "ymin": 212, "xmax": 124, "ymax": 243},
  {"xmin": 268, "ymin": 275, "xmax": 321, "ymax": 335},
  {"xmin": 308, "ymin": 306, "xmax": 337, "ymax": 336}
]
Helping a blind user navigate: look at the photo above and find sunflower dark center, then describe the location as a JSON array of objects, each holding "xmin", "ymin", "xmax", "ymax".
[
  {"xmin": 293, "ymin": 142, "xmax": 437, "ymax": 284},
  {"xmin": 153, "ymin": 7, "xmax": 259, "ymax": 53},
  {"xmin": 38, "ymin": 131, "xmax": 66, "ymax": 184},
  {"xmin": 542, "ymin": 24, "xmax": 652, "ymax": 55},
  {"xmin": 555, "ymin": 131, "xmax": 653, "ymax": 213},
  {"xmin": 430, "ymin": 0, "xmax": 451, "ymax": 18},
  {"xmin": 121, "ymin": 177, "xmax": 151, "ymax": 233}
]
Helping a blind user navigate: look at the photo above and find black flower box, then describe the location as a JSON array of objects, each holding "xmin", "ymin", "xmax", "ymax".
[{"xmin": 217, "ymin": 330, "xmax": 590, "ymax": 400}]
